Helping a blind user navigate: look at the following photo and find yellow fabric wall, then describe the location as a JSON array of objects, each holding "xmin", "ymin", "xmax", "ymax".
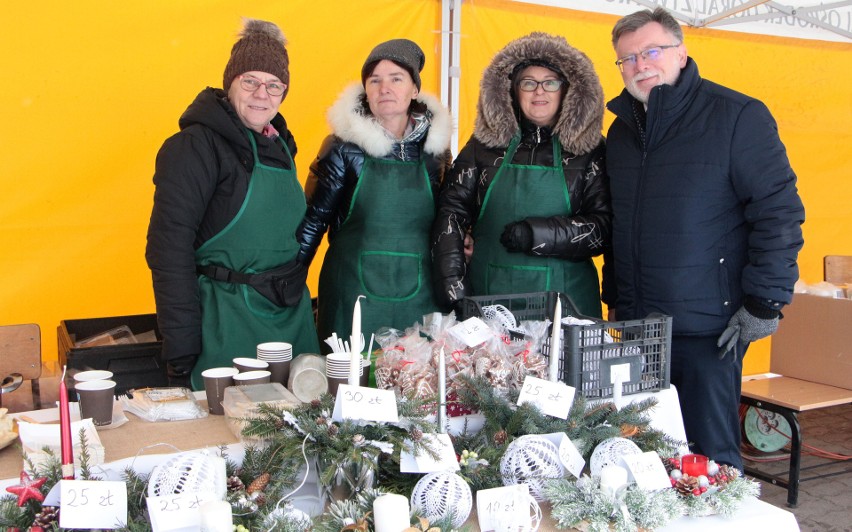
[{"xmin": 2, "ymin": 0, "xmax": 849, "ymax": 375}]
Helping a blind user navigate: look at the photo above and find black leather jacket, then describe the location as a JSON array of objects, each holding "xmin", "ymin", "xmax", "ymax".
[{"xmin": 297, "ymin": 84, "xmax": 452, "ymax": 265}]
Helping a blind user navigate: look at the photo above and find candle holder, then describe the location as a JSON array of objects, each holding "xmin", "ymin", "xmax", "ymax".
[{"xmin": 680, "ymin": 454, "xmax": 709, "ymax": 477}]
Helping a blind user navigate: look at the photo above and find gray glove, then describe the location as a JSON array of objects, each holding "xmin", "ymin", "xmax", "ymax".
[{"xmin": 717, "ymin": 306, "xmax": 779, "ymax": 359}]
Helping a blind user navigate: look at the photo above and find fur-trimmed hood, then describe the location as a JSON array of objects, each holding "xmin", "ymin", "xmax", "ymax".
[
  {"xmin": 475, "ymin": 32, "xmax": 604, "ymax": 155},
  {"xmin": 327, "ymin": 83, "xmax": 452, "ymax": 158}
]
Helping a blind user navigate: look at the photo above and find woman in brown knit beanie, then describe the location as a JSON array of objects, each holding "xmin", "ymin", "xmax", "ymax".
[{"xmin": 147, "ymin": 18, "xmax": 319, "ymax": 390}]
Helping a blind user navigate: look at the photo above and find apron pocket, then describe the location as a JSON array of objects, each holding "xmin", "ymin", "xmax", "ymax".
[
  {"xmin": 359, "ymin": 251, "xmax": 422, "ymax": 302},
  {"xmin": 486, "ymin": 263, "xmax": 551, "ymax": 294}
]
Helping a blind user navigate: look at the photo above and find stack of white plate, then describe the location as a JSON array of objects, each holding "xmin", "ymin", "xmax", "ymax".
[{"xmin": 257, "ymin": 342, "xmax": 294, "ymax": 385}]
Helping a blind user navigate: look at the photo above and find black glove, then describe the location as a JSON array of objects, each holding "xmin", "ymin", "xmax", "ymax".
[
  {"xmin": 716, "ymin": 306, "xmax": 779, "ymax": 359},
  {"xmin": 500, "ymin": 221, "xmax": 533, "ymax": 253},
  {"xmin": 166, "ymin": 354, "xmax": 198, "ymax": 378}
]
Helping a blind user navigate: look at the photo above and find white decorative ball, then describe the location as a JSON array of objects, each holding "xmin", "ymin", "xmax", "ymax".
[
  {"xmin": 707, "ymin": 460, "xmax": 720, "ymax": 476},
  {"xmin": 410, "ymin": 472, "xmax": 473, "ymax": 528},
  {"xmin": 500, "ymin": 435, "xmax": 565, "ymax": 501},
  {"xmin": 670, "ymin": 469, "xmax": 683, "ymax": 480},
  {"xmin": 589, "ymin": 437, "xmax": 643, "ymax": 477},
  {"xmin": 147, "ymin": 452, "xmax": 227, "ymax": 499},
  {"xmin": 697, "ymin": 475, "xmax": 710, "ymax": 488}
]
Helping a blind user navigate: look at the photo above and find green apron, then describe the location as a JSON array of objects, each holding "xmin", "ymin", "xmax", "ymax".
[
  {"xmin": 317, "ymin": 156, "xmax": 437, "ymax": 347},
  {"xmin": 191, "ymin": 132, "xmax": 319, "ymax": 389},
  {"xmin": 470, "ymin": 134, "xmax": 602, "ymax": 318}
]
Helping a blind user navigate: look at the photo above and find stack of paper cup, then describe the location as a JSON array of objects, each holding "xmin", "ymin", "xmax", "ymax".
[
  {"xmin": 256, "ymin": 342, "xmax": 293, "ymax": 385},
  {"xmin": 325, "ymin": 353, "xmax": 369, "ymax": 396}
]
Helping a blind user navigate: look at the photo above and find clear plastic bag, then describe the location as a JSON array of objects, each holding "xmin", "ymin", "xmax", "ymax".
[{"xmin": 120, "ymin": 387, "xmax": 207, "ymax": 421}]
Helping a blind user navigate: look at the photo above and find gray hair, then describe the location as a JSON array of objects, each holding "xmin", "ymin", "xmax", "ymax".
[{"xmin": 611, "ymin": 7, "xmax": 684, "ymax": 48}]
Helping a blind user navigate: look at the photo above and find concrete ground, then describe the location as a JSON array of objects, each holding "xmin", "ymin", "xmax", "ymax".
[{"xmin": 743, "ymin": 403, "xmax": 852, "ymax": 532}]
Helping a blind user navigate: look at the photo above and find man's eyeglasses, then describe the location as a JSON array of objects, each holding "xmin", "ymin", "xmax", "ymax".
[
  {"xmin": 239, "ymin": 75, "xmax": 286, "ymax": 97},
  {"xmin": 517, "ymin": 78, "xmax": 565, "ymax": 93},
  {"xmin": 615, "ymin": 44, "xmax": 680, "ymax": 73}
]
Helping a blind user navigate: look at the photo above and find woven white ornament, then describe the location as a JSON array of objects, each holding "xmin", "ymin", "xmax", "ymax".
[
  {"xmin": 482, "ymin": 304, "xmax": 517, "ymax": 330},
  {"xmin": 589, "ymin": 437, "xmax": 643, "ymax": 477},
  {"xmin": 500, "ymin": 435, "xmax": 565, "ymax": 501},
  {"xmin": 410, "ymin": 471, "xmax": 473, "ymax": 528},
  {"xmin": 147, "ymin": 451, "xmax": 227, "ymax": 499}
]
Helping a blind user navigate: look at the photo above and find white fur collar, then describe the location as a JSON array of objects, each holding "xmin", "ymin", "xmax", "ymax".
[{"xmin": 327, "ymin": 83, "xmax": 452, "ymax": 158}]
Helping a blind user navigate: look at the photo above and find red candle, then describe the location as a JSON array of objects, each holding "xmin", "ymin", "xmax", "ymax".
[
  {"xmin": 680, "ymin": 454, "xmax": 708, "ymax": 477},
  {"xmin": 58, "ymin": 366, "xmax": 74, "ymax": 479}
]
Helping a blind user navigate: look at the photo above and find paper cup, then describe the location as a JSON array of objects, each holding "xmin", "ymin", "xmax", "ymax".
[
  {"xmin": 202, "ymin": 367, "xmax": 239, "ymax": 415},
  {"xmin": 233, "ymin": 357, "xmax": 269, "ymax": 373},
  {"xmin": 265, "ymin": 359, "xmax": 291, "ymax": 386},
  {"xmin": 233, "ymin": 370, "xmax": 271, "ymax": 386},
  {"xmin": 73, "ymin": 370, "xmax": 114, "ymax": 383},
  {"xmin": 76, "ymin": 379, "xmax": 117, "ymax": 426},
  {"xmin": 326, "ymin": 375, "xmax": 348, "ymax": 398}
]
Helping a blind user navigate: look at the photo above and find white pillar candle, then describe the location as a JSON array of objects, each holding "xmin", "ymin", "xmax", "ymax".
[
  {"xmin": 599, "ymin": 464, "xmax": 629, "ymax": 497},
  {"xmin": 199, "ymin": 500, "xmax": 232, "ymax": 532},
  {"xmin": 373, "ymin": 493, "xmax": 410, "ymax": 532},
  {"xmin": 549, "ymin": 295, "xmax": 562, "ymax": 382},
  {"xmin": 349, "ymin": 295, "xmax": 363, "ymax": 386},
  {"xmin": 438, "ymin": 346, "xmax": 447, "ymax": 433}
]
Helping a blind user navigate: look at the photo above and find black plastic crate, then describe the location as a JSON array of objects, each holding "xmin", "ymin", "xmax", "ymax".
[
  {"xmin": 460, "ymin": 292, "xmax": 672, "ymax": 398},
  {"xmin": 58, "ymin": 314, "xmax": 169, "ymax": 397}
]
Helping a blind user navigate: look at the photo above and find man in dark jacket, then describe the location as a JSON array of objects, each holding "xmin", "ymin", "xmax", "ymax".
[{"xmin": 603, "ymin": 8, "xmax": 804, "ymax": 471}]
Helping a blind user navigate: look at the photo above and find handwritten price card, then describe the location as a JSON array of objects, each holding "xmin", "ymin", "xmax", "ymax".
[
  {"xmin": 332, "ymin": 385, "xmax": 398, "ymax": 423},
  {"xmin": 540, "ymin": 432, "xmax": 585, "ymax": 478},
  {"xmin": 517, "ymin": 376, "xmax": 575, "ymax": 419},
  {"xmin": 400, "ymin": 433, "xmax": 460, "ymax": 473},
  {"xmin": 146, "ymin": 491, "xmax": 219, "ymax": 531},
  {"xmin": 622, "ymin": 451, "xmax": 671, "ymax": 490},
  {"xmin": 60, "ymin": 480, "xmax": 127, "ymax": 529},
  {"xmin": 449, "ymin": 317, "xmax": 492, "ymax": 347},
  {"xmin": 476, "ymin": 484, "xmax": 531, "ymax": 532}
]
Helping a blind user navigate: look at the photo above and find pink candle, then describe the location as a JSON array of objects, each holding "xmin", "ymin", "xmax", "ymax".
[
  {"xmin": 680, "ymin": 454, "xmax": 708, "ymax": 477},
  {"xmin": 59, "ymin": 366, "xmax": 75, "ymax": 479}
]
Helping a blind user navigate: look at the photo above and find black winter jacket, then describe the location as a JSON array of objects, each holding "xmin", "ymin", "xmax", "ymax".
[
  {"xmin": 146, "ymin": 88, "xmax": 297, "ymax": 361},
  {"xmin": 431, "ymin": 32, "xmax": 611, "ymax": 309},
  {"xmin": 296, "ymin": 84, "xmax": 452, "ymax": 265},
  {"xmin": 603, "ymin": 58, "xmax": 805, "ymax": 336}
]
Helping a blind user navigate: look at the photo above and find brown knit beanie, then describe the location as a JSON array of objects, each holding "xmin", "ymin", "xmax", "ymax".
[
  {"xmin": 361, "ymin": 39, "xmax": 425, "ymax": 90},
  {"xmin": 223, "ymin": 19, "xmax": 289, "ymax": 98}
]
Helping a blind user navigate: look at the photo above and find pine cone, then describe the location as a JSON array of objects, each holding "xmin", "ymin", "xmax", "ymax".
[
  {"xmin": 274, "ymin": 418, "xmax": 285, "ymax": 430},
  {"xmin": 675, "ymin": 476, "xmax": 700, "ymax": 497},
  {"xmin": 410, "ymin": 427, "xmax": 423, "ymax": 441},
  {"xmin": 620, "ymin": 424, "xmax": 640, "ymax": 438},
  {"xmin": 251, "ymin": 491, "xmax": 267, "ymax": 507},
  {"xmin": 714, "ymin": 465, "xmax": 740, "ymax": 487},
  {"xmin": 227, "ymin": 475, "xmax": 245, "ymax": 492},
  {"xmin": 328, "ymin": 424, "xmax": 339, "ymax": 437},
  {"xmin": 33, "ymin": 506, "xmax": 59, "ymax": 526},
  {"xmin": 663, "ymin": 457, "xmax": 681, "ymax": 474},
  {"xmin": 493, "ymin": 430, "xmax": 508, "ymax": 445},
  {"xmin": 316, "ymin": 416, "xmax": 327, "ymax": 426},
  {"xmin": 247, "ymin": 472, "xmax": 271, "ymax": 494},
  {"xmin": 311, "ymin": 399, "xmax": 322, "ymax": 408},
  {"xmin": 352, "ymin": 434, "xmax": 365, "ymax": 445}
]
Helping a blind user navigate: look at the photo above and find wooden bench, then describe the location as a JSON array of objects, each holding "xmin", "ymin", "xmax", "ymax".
[{"xmin": 740, "ymin": 256, "xmax": 852, "ymax": 507}]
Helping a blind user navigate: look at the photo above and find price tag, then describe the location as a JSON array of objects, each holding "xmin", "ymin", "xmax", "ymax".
[
  {"xmin": 400, "ymin": 433, "xmax": 460, "ymax": 473},
  {"xmin": 622, "ymin": 451, "xmax": 671, "ymax": 491},
  {"xmin": 476, "ymin": 484, "xmax": 530, "ymax": 532},
  {"xmin": 332, "ymin": 385, "xmax": 399, "ymax": 423},
  {"xmin": 59, "ymin": 480, "xmax": 128, "ymax": 530},
  {"xmin": 541, "ymin": 432, "xmax": 585, "ymax": 478},
  {"xmin": 516, "ymin": 376, "xmax": 575, "ymax": 419},
  {"xmin": 146, "ymin": 491, "xmax": 218, "ymax": 531},
  {"xmin": 448, "ymin": 317, "xmax": 492, "ymax": 347}
]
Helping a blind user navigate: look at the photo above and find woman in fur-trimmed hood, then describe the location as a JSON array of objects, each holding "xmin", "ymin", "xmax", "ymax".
[
  {"xmin": 297, "ymin": 38, "xmax": 452, "ymax": 347},
  {"xmin": 431, "ymin": 32, "xmax": 611, "ymax": 317}
]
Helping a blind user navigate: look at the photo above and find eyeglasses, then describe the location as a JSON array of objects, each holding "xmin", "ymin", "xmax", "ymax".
[
  {"xmin": 517, "ymin": 78, "xmax": 565, "ymax": 93},
  {"xmin": 615, "ymin": 44, "xmax": 680, "ymax": 72},
  {"xmin": 239, "ymin": 75, "xmax": 286, "ymax": 97}
]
